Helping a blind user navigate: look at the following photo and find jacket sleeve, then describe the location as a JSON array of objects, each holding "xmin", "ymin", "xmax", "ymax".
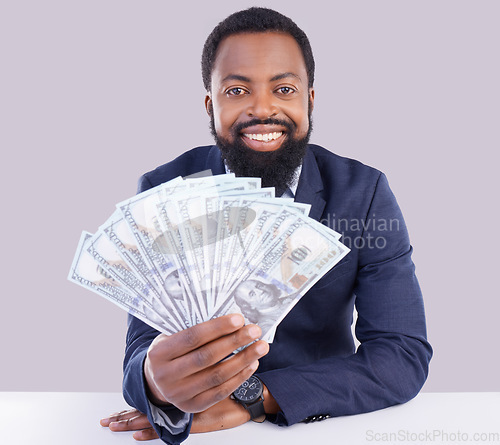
[
  {"xmin": 257, "ymin": 172, "xmax": 433, "ymax": 426},
  {"xmin": 121, "ymin": 173, "xmax": 193, "ymax": 445}
]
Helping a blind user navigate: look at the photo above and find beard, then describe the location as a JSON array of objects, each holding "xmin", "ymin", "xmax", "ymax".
[{"xmin": 210, "ymin": 107, "xmax": 313, "ymax": 196}]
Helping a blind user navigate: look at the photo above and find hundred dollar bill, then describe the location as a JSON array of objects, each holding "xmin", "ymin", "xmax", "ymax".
[
  {"xmin": 86, "ymin": 227, "xmax": 183, "ymax": 333},
  {"xmin": 158, "ymin": 185, "xmax": 273, "ymax": 314},
  {"xmin": 223, "ymin": 206, "xmax": 304, "ymax": 297},
  {"xmin": 183, "ymin": 172, "xmax": 235, "ymax": 189},
  {"xmin": 209, "ymin": 190, "xmax": 276, "ymax": 307},
  {"xmin": 172, "ymin": 193, "xmax": 215, "ymax": 316},
  {"xmin": 99, "ymin": 210, "xmax": 188, "ymax": 330},
  {"xmin": 214, "ymin": 195, "xmax": 271, "ymax": 290},
  {"xmin": 100, "ymin": 211, "xmax": 162, "ymax": 296},
  {"xmin": 120, "ymin": 175, "xmax": 236, "ymax": 323},
  {"xmin": 70, "ymin": 174, "xmax": 351, "ymax": 340},
  {"xmin": 153, "ymin": 192, "xmax": 217, "ymax": 322},
  {"xmin": 172, "ymin": 189, "xmax": 247, "ymax": 312},
  {"xmin": 221, "ymin": 199, "xmax": 313, "ymax": 298},
  {"xmin": 128, "ymin": 174, "xmax": 248, "ymax": 322},
  {"xmin": 214, "ymin": 215, "xmax": 350, "ymax": 340},
  {"xmin": 183, "ymin": 174, "xmax": 260, "ymax": 192},
  {"xmin": 117, "ymin": 185, "xmax": 201, "ymax": 327},
  {"xmin": 68, "ymin": 231, "xmax": 176, "ymax": 335},
  {"xmin": 210, "ymin": 194, "xmax": 249, "ymax": 307}
]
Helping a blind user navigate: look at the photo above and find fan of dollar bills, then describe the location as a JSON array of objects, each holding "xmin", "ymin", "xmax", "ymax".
[{"xmin": 68, "ymin": 173, "xmax": 350, "ymax": 342}]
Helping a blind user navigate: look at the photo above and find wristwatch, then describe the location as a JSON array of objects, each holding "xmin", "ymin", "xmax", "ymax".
[{"xmin": 231, "ymin": 375, "xmax": 266, "ymax": 422}]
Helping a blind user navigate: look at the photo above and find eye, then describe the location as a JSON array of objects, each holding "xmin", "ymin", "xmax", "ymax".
[
  {"xmin": 226, "ymin": 87, "xmax": 247, "ymax": 96},
  {"xmin": 276, "ymin": 86, "xmax": 295, "ymax": 95}
]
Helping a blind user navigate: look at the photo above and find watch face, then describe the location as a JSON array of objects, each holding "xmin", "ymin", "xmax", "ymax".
[{"xmin": 233, "ymin": 375, "xmax": 263, "ymax": 403}]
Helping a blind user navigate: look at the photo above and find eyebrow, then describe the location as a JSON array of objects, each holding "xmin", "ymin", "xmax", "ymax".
[
  {"xmin": 222, "ymin": 74, "xmax": 251, "ymax": 83},
  {"xmin": 270, "ymin": 72, "xmax": 301, "ymax": 82},
  {"xmin": 221, "ymin": 72, "xmax": 302, "ymax": 83}
]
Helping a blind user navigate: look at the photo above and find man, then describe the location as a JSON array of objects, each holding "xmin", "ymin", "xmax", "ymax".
[{"xmin": 100, "ymin": 7, "xmax": 432, "ymax": 444}]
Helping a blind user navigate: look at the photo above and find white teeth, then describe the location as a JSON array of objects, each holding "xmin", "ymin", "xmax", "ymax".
[{"xmin": 244, "ymin": 132, "xmax": 282, "ymax": 142}]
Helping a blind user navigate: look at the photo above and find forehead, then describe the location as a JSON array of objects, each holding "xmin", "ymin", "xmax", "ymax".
[
  {"xmin": 237, "ymin": 281, "xmax": 256, "ymax": 293},
  {"xmin": 211, "ymin": 32, "xmax": 308, "ymax": 85}
]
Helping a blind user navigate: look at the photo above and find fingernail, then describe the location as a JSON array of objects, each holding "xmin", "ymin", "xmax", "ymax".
[
  {"xmin": 248, "ymin": 325, "xmax": 261, "ymax": 338},
  {"xmin": 230, "ymin": 314, "xmax": 244, "ymax": 327},
  {"xmin": 134, "ymin": 430, "xmax": 143, "ymax": 439},
  {"xmin": 249, "ymin": 360, "xmax": 259, "ymax": 372},
  {"xmin": 256, "ymin": 341, "xmax": 269, "ymax": 355}
]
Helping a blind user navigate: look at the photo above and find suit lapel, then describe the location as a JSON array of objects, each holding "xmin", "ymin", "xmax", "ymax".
[
  {"xmin": 205, "ymin": 146, "xmax": 226, "ymax": 175},
  {"xmin": 295, "ymin": 147, "xmax": 326, "ymax": 222}
]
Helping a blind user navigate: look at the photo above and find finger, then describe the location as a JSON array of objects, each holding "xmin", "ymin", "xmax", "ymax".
[
  {"xmin": 150, "ymin": 314, "xmax": 245, "ymax": 361},
  {"xmin": 100, "ymin": 409, "xmax": 142, "ymax": 426},
  {"xmin": 133, "ymin": 428, "xmax": 160, "ymax": 441},
  {"xmin": 172, "ymin": 339, "xmax": 269, "ymax": 403},
  {"xmin": 169, "ymin": 325, "xmax": 265, "ymax": 379},
  {"xmin": 108, "ymin": 414, "xmax": 153, "ymax": 432},
  {"xmin": 188, "ymin": 359, "xmax": 262, "ymax": 413},
  {"xmin": 157, "ymin": 327, "xmax": 266, "ymax": 405}
]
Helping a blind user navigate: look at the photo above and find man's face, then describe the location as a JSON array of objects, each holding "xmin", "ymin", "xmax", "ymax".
[
  {"xmin": 233, "ymin": 279, "xmax": 281, "ymax": 323},
  {"xmin": 206, "ymin": 32, "xmax": 314, "ymax": 152},
  {"xmin": 205, "ymin": 32, "xmax": 314, "ymax": 194}
]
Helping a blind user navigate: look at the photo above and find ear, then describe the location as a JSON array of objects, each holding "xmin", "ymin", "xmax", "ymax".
[
  {"xmin": 204, "ymin": 94, "xmax": 212, "ymax": 116},
  {"xmin": 308, "ymin": 88, "xmax": 315, "ymax": 112}
]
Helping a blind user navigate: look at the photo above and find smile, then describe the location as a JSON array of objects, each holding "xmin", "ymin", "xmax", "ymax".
[{"xmin": 243, "ymin": 132, "xmax": 283, "ymax": 142}]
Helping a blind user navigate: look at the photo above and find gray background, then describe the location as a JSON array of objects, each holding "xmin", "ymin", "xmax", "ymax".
[{"xmin": 1, "ymin": 0, "xmax": 498, "ymax": 394}]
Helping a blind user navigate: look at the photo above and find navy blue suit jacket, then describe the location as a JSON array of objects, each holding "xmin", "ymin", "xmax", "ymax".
[{"xmin": 122, "ymin": 144, "xmax": 432, "ymax": 444}]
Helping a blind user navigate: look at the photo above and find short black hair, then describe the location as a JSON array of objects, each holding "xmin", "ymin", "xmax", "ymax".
[{"xmin": 201, "ymin": 7, "xmax": 315, "ymax": 92}]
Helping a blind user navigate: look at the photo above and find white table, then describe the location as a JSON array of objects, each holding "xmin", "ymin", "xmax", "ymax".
[{"xmin": 0, "ymin": 392, "xmax": 499, "ymax": 444}]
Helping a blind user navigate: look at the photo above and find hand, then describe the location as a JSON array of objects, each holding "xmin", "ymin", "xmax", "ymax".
[
  {"xmin": 100, "ymin": 409, "xmax": 158, "ymax": 441},
  {"xmin": 100, "ymin": 385, "xmax": 281, "ymax": 439},
  {"xmin": 99, "ymin": 398, "xmax": 250, "ymax": 440},
  {"xmin": 144, "ymin": 314, "xmax": 269, "ymax": 413},
  {"xmin": 190, "ymin": 382, "xmax": 281, "ymax": 433},
  {"xmin": 191, "ymin": 397, "xmax": 249, "ymax": 433}
]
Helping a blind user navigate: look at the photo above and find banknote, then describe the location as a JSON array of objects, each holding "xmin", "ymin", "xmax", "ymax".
[
  {"xmin": 150, "ymin": 179, "xmax": 261, "ymax": 318},
  {"xmin": 100, "ymin": 211, "xmax": 167, "ymax": 303},
  {"xmin": 214, "ymin": 214, "xmax": 350, "ymax": 340},
  {"xmin": 221, "ymin": 199, "xmax": 313, "ymax": 299},
  {"xmin": 68, "ymin": 232, "xmax": 177, "ymax": 335},
  {"xmin": 209, "ymin": 191, "xmax": 276, "ymax": 307},
  {"xmin": 69, "ymin": 173, "xmax": 350, "ymax": 344},
  {"xmin": 159, "ymin": 186, "xmax": 274, "ymax": 313},
  {"xmin": 87, "ymin": 226, "xmax": 185, "ymax": 332},
  {"xmin": 120, "ymin": 195, "xmax": 201, "ymax": 326}
]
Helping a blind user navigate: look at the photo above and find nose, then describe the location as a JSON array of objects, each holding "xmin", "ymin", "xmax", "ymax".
[{"xmin": 246, "ymin": 90, "xmax": 278, "ymax": 119}]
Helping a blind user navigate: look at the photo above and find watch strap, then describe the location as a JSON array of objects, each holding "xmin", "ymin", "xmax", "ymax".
[{"xmin": 245, "ymin": 397, "xmax": 266, "ymax": 422}]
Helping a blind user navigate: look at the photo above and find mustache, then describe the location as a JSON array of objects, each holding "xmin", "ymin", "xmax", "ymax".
[{"xmin": 232, "ymin": 118, "xmax": 296, "ymax": 135}]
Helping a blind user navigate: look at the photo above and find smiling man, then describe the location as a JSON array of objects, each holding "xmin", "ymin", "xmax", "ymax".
[
  {"xmin": 207, "ymin": 31, "xmax": 314, "ymax": 196},
  {"xmin": 100, "ymin": 7, "xmax": 432, "ymax": 445}
]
